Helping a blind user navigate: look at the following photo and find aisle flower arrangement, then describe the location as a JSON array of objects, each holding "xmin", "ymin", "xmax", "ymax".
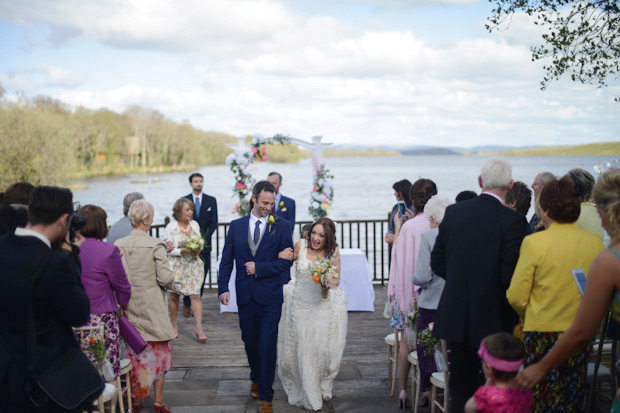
[
  {"xmin": 309, "ymin": 158, "xmax": 335, "ymax": 219},
  {"xmin": 225, "ymin": 134, "xmax": 291, "ymax": 216}
]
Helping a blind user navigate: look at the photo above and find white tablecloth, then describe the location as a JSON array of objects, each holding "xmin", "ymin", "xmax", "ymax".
[{"xmin": 219, "ymin": 248, "xmax": 375, "ymax": 313}]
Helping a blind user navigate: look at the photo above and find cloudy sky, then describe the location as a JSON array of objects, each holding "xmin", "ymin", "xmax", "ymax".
[{"xmin": 0, "ymin": 0, "xmax": 618, "ymax": 148}]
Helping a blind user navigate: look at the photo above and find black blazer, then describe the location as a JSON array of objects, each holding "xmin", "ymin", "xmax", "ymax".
[
  {"xmin": 185, "ymin": 193, "xmax": 218, "ymax": 252},
  {"xmin": 431, "ymin": 194, "xmax": 527, "ymax": 347},
  {"xmin": 274, "ymin": 194, "xmax": 295, "ymax": 231},
  {"xmin": 0, "ymin": 234, "xmax": 90, "ymax": 406}
]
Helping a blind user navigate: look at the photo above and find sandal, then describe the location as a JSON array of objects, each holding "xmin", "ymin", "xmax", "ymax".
[{"xmin": 153, "ymin": 400, "xmax": 171, "ymax": 413}]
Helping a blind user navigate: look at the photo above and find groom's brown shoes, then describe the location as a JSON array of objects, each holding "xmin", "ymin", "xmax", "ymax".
[
  {"xmin": 250, "ymin": 382, "xmax": 260, "ymax": 399},
  {"xmin": 259, "ymin": 400, "xmax": 272, "ymax": 413}
]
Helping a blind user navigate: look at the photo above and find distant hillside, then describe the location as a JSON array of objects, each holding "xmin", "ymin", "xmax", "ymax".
[
  {"xmin": 323, "ymin": 148, "xmax": 401, "ymax": 157},
  {"xmin": 401, "ymin": 147, "xmax": 460, "ymax": 156},
  {"xmin": 501, "ymin": 142, "xmax": 620, "ymax": 157}
]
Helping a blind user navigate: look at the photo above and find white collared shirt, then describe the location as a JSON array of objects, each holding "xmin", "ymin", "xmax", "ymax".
[
  {"xmin": 481, "ymin": 191, "xmax": 505, "ymax": 205},
  {"xmin": 14, "ymin": 227, "xmax": 52, "ymax": 248},
  {"xmin": 249, "ymin": 212, "xmax": 268, "ymax": 241},
  {"xmin": 193, "ymin": 192, "xmax": 203, "ymax": 206}
]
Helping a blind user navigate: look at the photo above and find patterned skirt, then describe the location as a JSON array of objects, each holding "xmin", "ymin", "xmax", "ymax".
[
  {"xmin": 128, "ymin": 341, "xmax": 172, "ymax": 399},
  {"xmin": 74, "ymin": 311, "xmax": 121, "ymax": 378},
  {"xmin": 169, "ymin": 254, "xmax": 205, "ymax": 296},
  {"xmin": 523, "ymin": 331, "xmax": 588, "ymax": 412},
  {"xmin": 389, "ymin": 298, "xmax": 408, "ymax": 330}
]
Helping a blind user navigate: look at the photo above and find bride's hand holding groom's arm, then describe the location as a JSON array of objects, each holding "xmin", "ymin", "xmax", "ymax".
[{"xmin": 278, "ymin": 241, "xmax": 300, "ymax": 261}]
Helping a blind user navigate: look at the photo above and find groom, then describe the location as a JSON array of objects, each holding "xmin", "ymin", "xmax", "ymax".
[{"xmin": 219, "ymin": 180, "xmax": 293, "ymax": 413}]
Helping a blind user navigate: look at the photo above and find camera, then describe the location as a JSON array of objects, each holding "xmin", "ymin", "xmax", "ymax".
[
  {"xmin": 397, "ymin": 200, "xmax": 407, "ymax": 216},
  {"xmin": 69, "ymin": 203, "xmax": 87, "ymax": 243}
]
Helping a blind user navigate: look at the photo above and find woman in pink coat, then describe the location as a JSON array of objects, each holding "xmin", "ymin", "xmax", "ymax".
[{"xmin": 387, "ymin": 178, "xmax": 437, "ymax": 409}]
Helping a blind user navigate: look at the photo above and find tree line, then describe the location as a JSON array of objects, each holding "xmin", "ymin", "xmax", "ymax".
[{"xmin": 0, "ymin": 93, "xmax": 302, "ymax": 189}]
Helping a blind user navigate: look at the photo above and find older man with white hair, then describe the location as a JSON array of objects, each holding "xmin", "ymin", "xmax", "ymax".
[{"xmin": 431, "ymin": 159, "xmax": 529, "ymax": 412}]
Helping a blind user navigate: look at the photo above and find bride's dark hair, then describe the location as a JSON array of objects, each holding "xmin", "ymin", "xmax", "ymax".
[{"xmin": 304, "ymin": 217, "xmax": 338, "ymax": 258}]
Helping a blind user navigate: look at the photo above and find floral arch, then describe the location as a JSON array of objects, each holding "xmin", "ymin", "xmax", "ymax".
[{"xmin": 225, "ymin": 134, "xmax": 334, "ymax": 219}]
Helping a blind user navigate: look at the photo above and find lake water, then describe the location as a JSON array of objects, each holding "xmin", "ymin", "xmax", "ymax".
[{"xmin": 72, "ymin": 155, "xmax": 615, "ymax": 225}]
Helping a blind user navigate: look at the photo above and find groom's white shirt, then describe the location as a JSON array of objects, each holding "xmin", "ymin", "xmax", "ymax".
[{"xmin": 249, "ymin": 212, "xmax": 268, "ymax": 240}]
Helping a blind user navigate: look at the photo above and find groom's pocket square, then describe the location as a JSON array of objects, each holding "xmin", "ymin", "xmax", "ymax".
[{"xmin": 206, "ymin": 207, "xmax": 211, "ymax": 211}]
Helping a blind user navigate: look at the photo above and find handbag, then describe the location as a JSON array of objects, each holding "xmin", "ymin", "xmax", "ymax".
[
  {"xmin": 26, "ymin": 248, "xmax": 104, "ymax": 410},
  {"xmin": 119, "ymin": 315, "xmax": 147, "ymax": 354}
]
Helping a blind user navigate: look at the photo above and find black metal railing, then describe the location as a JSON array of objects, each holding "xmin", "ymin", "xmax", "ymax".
[{"xmin": 150, "ymin": 217, "xmax": 390, "ymax": 289}]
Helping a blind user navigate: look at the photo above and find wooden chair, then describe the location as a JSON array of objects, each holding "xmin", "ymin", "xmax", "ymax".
[
  {"xmin": 408, "ymin": 350, "xmax": 421, "ymax": 412},
  {"xmin": 429, "ymin": 340, "xmax": 449, "ymax": 413},
  {"xmin": 118, "ymin": 358, "xmax": 133, "ymax": 413},
  {"xmin": 385, "ymin": 329, "xmax": 401, "ymax": 396},
  {"xmin": 585, "ymin": 312, "xmax": 616, "ymax": 411},
  {"xmin": 74, "ymin": 325, "xmax": 122, "ymax": 413}
]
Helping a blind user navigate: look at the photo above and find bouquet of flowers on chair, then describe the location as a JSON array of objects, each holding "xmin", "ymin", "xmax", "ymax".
[
  {"xmin": 184, "ymin": 233, "xmax": 205, "ymax": 260},
  {"xmin": 310, "ymin": 256, "xmax": 339, "ymax": 298},
  {"xmin": 87, "ymin": 331, "xmax": 115, "ymax": 381}
]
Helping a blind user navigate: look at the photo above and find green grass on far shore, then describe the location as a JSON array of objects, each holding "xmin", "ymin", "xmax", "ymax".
[{"xmin": 503, "ymin": 141, "xmax": 620, "ymax": 157}]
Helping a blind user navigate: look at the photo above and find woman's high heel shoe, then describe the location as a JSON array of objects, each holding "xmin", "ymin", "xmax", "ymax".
[
  {"xmin": 194, "ymin": 329, "xmax": 207, "ymax": 342},
  {"xmin": 398, "ymin": 389, "xmax": 410, "ymax": 410},
  {"xmin": 153, "ymin": 400, "xmax": 171, "ymax": 413}
]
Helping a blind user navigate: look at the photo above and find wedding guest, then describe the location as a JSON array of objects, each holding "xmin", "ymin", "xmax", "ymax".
[
  {"xmin": 77, "ymin": 204, "xmax": 131, "ymax": 383},
  {"xmin": 515, "ymin": 171, "xmax": 620, "ymax": 405},
  {"xmin": 464, "ymin": 333, "xmax": 534, "ymax": 413},
  {"xmin": 567, "ymin": 168, "xmax": 605, "ymax": 240},
  {"xmin": 455, "ymin": 190, "xmax": 477, "ymax": 203},
  {"xmin": 182, "ymin": 173, "xmax": 217, "ymax": 317},
  {"xmin": 115, "ymin": 200, "xmax": 175, "ymax": 413},
  {"xmin": 431, "ymin": 159, "xmax": 528, "ymax": 412},
  {"xmin": 165, "ymin": 198, "xmax": 206, "ymax": 341},
  {"xmin": 505, "ymin": 181, "xmax": 534, "ymax": 234},
  {"xmin": 267, "ymin": 172, "xmax": 295, "ymax": 284},
  {"xmin": 267, "ymin": 172, "xmax": 296, "ymax": 230},
  {"xmin": 3, "ymin": 182, "xmax": 34, "ymax": 206},
  {"xmin": 0, "ymin": 205, "xmax": 28, "ymax": 235},
  {"xmin": 506, "ymin": 176, "xmax": 603, "ymax": 411},
  {"xmin": 530, "ymin": 171, "xmax": 555, "ymax": 231},
  {"xmin": 277, "ymin": 217, "xmax": 347, "ymax": 411},
  {"xmin": 385, "ymin": 179, "xmax": 413, "ymax": 244},
  {"xmin": 388, "ymin": 178, "xmax": 437, "ymax": 409},
  {"xmin": 0, "ymin": 186, "xmax": 91, "ymax": 412},
  {"xmin": 107, "ymin": 192, "xmax": 144, "ymax": 244},
  {"xmin": 411, "ymin": 195, "xmax": 451, "ymax": 406}
]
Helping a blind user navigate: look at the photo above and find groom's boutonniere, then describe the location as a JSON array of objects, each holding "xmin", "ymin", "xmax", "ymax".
[
  {"xmin": 268, "ymin": 214, "xmax": 278, "ymax": 231},
  {"xmin": 278, "ymin": 200, "xmax": 286, "ymax": 212}
]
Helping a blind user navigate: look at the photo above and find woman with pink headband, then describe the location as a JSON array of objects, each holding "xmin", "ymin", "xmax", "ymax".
[{"xmin": 465, "ymin": 332, "xmax": 533, "ymax": 413}]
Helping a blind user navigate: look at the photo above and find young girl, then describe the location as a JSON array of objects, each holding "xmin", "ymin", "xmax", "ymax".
[{"xmin": 465, "ymin": 332, "xmax": 534, "ymax": 412}]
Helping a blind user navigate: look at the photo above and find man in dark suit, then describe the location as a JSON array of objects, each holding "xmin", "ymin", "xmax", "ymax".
[
  {"xmin": 218, "ymin": 181, "xmax": 293, "ymax": 413},
  {"xmin": 267, "ymin": 172, "xmax": 295, "ymax": 284},
  {"xmin": 431, "ymin": 159, "xmax": 528, "ymax": 412},
  {"xmin": 182, "ymin": 172, "xmax": 218, "ymax": 316},
  {"xmin": 267, "ymin": 172, "xmax": 295, "ymax": 230},
  {"xmin": 0, "ymin": 186, "xmax": 91, "ymax": 412}
]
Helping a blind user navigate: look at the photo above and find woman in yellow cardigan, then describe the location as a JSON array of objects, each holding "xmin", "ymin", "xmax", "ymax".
[{"xmin": 507, "ymin": 176, "xmax": 604, "ymax": 412}]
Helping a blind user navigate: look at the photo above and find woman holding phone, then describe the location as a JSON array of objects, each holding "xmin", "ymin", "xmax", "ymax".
[
  {"xmin": 387, "ymin": 178, "xmax": 437, "ymax": 409},
  {"xmin": 385, "ymin": 180, "xmax": 413, "ymax": 244}
]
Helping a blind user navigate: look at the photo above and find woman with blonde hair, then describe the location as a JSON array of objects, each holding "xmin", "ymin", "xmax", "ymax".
[{"xmin": 115, "ymin": 200, "xmax": 175, "ymax": 413}]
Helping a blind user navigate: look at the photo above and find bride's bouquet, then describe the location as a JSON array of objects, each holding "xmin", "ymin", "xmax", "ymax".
[
  {"xmin": 311, "ymin": 257, "xmax": 339, "ymax": 298},
  {"xmin": 184, "ymin": 233, "xmax": 205, "ymax": 259}
]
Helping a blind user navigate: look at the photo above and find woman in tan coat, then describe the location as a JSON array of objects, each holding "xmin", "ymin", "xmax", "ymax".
[{"xmin": 115, "ymin": 200, "xmax": 175, "ymax": 413}]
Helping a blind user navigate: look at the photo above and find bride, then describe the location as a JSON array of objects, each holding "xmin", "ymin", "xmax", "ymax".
[{"xmin": 277, "ymin": 217, "xmax": 348, "ymax": 411}]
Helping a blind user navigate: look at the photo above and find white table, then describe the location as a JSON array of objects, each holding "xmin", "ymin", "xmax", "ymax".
[{"xmin": 220, "ymin": 248, "xmax": 375, "ymax": 313}]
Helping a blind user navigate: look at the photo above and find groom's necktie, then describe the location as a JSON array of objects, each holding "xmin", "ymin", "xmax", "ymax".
[
  {"xmin": 253, "ymin": 220, "xmax": 261, "ymax": 245},
  {"xmin": 194, "ymin": 196, "xmax": 201, "ymax": 218}
]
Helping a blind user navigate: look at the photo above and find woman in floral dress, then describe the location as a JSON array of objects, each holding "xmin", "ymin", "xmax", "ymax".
[{"xmin": 165, "ymin": 198, "xmax": 206, "ymax": 341}]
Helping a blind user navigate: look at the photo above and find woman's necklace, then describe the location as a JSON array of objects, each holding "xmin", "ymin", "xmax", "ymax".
[{"xmin": 179, "ymin": 222, "xmax": 192, "ymax": 235}]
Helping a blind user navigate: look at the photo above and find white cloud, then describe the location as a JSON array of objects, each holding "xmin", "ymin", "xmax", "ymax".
[{"xmin": 0, "ymin": 0, "xmax": 616, "ymax": 148}]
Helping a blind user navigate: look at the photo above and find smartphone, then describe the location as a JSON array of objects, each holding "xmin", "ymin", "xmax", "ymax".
[
  {"xmin": 397, "ymin": 200, "xmax": 407, "ymax": 216},
  {"xmin": 572, "ymin": 268, "xmax": 587, "ymax": 295}
]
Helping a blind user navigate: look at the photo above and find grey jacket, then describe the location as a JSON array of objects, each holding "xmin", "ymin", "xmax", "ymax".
[{"xmin": 412, "ymin": 227, "xmax": 445, "ymax": 310}]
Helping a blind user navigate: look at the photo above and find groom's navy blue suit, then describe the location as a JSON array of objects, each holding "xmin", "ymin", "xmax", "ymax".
[{"xmin": 218, "ymin": 213, "xmax": 293, "ymax": 402}]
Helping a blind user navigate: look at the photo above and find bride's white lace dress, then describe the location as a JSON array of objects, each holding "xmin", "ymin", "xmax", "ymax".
[{"xmin": 277, "ymin": 240, "xmax": 348, "ymax": 411}]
